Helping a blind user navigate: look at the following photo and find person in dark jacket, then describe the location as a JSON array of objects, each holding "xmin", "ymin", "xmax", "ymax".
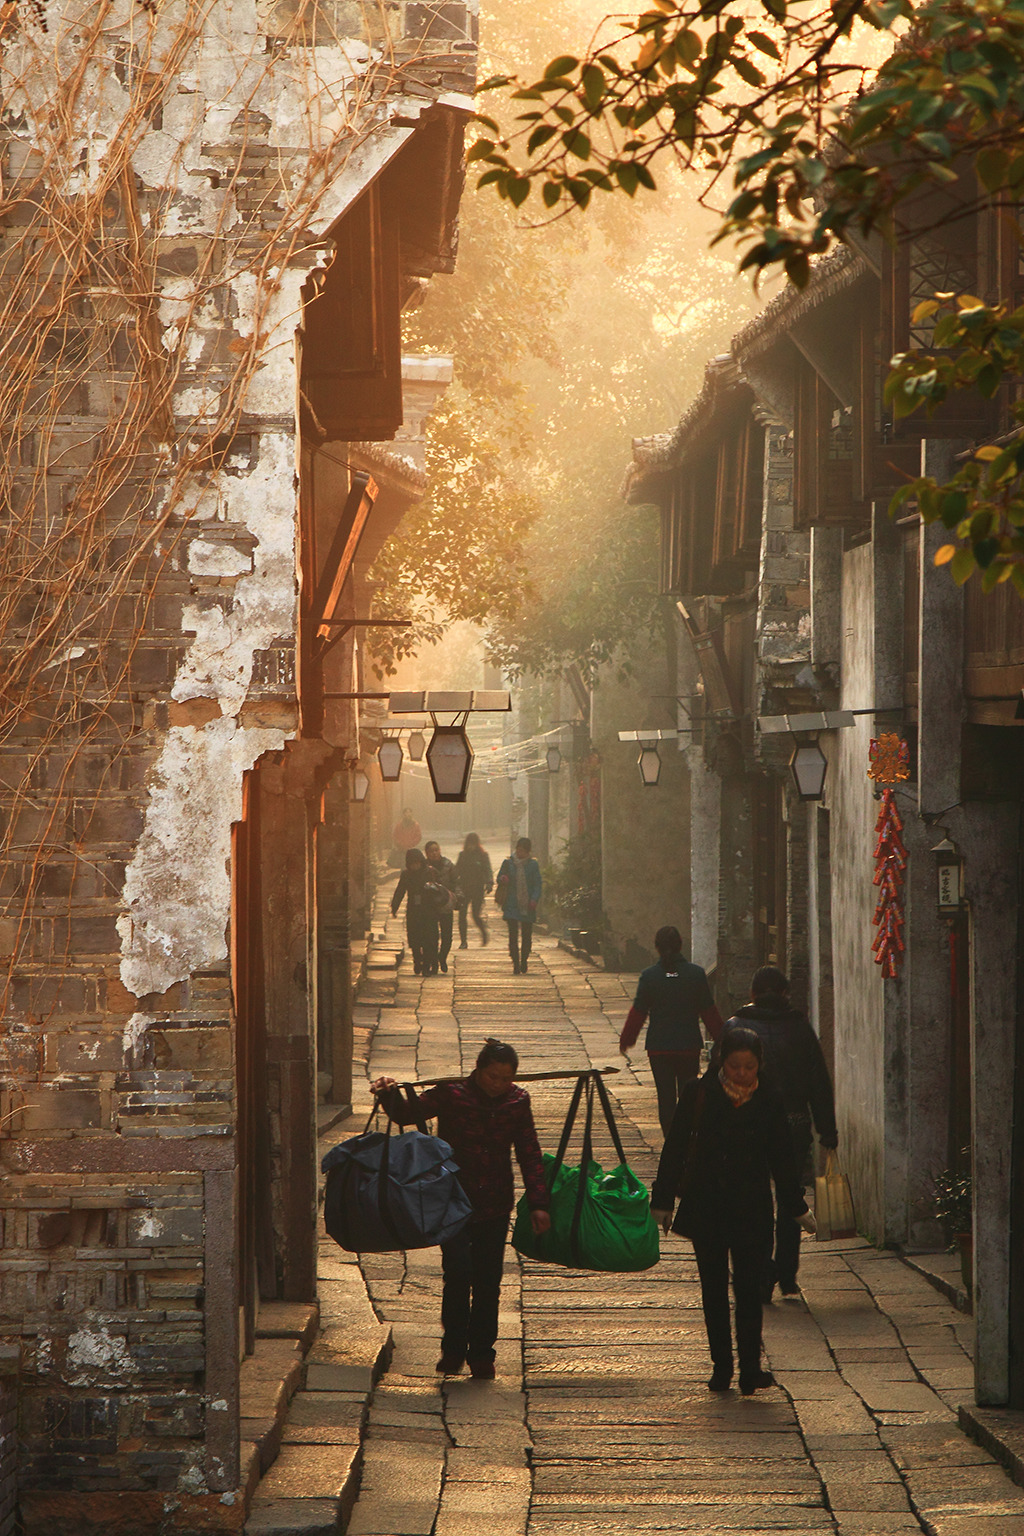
[
  {"xmin": 390, "ymin": 848, "xmax": 443, "ymax": 976},
  {"xmin": 726, "ymin": 965, "xmax": 838, "ymax": 1300},
  {"xmin": 424, "ymin": 840, "xmax": 458, "ymax": 973},
  {"xmin": 455, "ymin": 832, "xmax": 493, "ymax": 949},
  {"xmin": 619, "ymin": 926, "xmax": 725, "ymax": 1135},
  {"xmin": 372, "ymin": 1039, "xmax": 551, "ymax": 1378},
  {"xmin": 651, "ymin": 1027, "xmax": 811, "ymax": 1395},
  {"xmin": 495, "ymin": 838, "xmax": 542, "ymax": 974}
]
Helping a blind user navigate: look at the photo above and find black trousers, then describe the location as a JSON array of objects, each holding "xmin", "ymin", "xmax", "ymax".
[
  {"xmin": 438, "ymin": 910, "xmax": 453, "ymax": 967},
  {"xmin": 772, "ymin": 1114, "xmax": 813, "ymax": 1288},
  {"xmin": 649, "ymin": 1050, "xmax": 702, "ymax": 1138},
  {"xmin": 458, "ymin": 893, "xmax": 488, "ymax": 943},
  {"xmin": 440, "ymin": 1214, "xmax": 508, "ymax": 1363},
  {"xmin": 407, "ymin": 909, "xmax": 439, "ymax": 974},
  {"xmin": 693, "ymin": 1234, "xmax": 765, "ymax": 1377},
  {"xmin": 506, "ymin": 918, "xmax": 533, "ymax": 968}
]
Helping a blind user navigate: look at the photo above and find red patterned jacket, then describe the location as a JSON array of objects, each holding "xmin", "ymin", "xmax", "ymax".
[{"xmin": 387, "ymin": 1076, "xmax": 549, "ymax": 1221}]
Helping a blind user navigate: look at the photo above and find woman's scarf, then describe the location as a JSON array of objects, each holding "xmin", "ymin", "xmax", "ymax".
[{"xmin": 719, "ymin": 1068, "xmax": 758, "ymax": 1107}]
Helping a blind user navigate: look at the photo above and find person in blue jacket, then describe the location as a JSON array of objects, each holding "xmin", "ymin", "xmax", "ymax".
[
  {"xmin": 495, "ymin": 837, "xmax": 542, "ymax": 975},
  {"xmin": 620, "ymin": 926, "xmax": 724, "ymax": 1135}
]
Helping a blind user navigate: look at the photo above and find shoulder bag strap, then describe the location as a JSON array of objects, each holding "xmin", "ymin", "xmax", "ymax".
[
  {"xmin": 548, "ymin": 1072, "xmax": 587, "ymax": 1185},
  {"xmin": 569, "ymin": 1076, "xmax": 597, "ymax": 1265},
  {"xmin": 677, "ymin": 1080, "xmax": 707, "ymax": 1197},
  {"xmin": 592, "ymin": 1070, "xmax": 627, "ymax": 1167}
]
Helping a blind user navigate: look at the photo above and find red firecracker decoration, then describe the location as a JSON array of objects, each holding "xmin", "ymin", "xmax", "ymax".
[{"xmin": 871, "ymin": 787, "xmax": 906, "ymax": 978}]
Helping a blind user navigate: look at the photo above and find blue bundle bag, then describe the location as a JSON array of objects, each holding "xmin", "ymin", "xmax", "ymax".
[{"xmin": 321, "ymin": 1086, "xmax": 473, "ymax": 1253}]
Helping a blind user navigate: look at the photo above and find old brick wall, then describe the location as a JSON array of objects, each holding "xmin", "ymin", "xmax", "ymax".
[{"xmin": 0, "ymin": 0, "xmax": 475, "ymax": 1526}]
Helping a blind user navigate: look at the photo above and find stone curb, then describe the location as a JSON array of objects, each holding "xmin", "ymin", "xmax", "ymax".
[{"xmin": 959, "ymin": 1404, "xmax": 1024, "ymax": 1492}]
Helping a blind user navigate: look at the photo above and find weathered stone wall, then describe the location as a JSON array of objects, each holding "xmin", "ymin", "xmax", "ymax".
[{"xmin": 0, "ymin": 0, "xmax": 474, "ymax": 1521}]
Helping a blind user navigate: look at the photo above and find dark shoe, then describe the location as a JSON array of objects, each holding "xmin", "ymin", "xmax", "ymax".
[
  {"xmin": 481, "ymin": 928, "xmax": 489, "ymax": 945},
  {"xmin": 761, "ymin": 1276, "xmax": 775, "ymax": 1305},
  {"xmin": 468, "ymin": 1358, "xmax": 495, "ymax": 1379},
  {"xmin": 440, "ymin": 960, "xmax": 448, "ymax": 973},
  {"xmin": 436, "ymin": 1353, "xmax": 464, "ymax": 1374},
  {"xmin": 707, "ymin": 1367, "xmax": 733, "ymax": 1391},
  {"xmin": 459, "ymin": 941, "xmax": 468, "ymax": 950},
  {"xmin": 413, "ymin": 963, "xmax": 423, "ymax": 975},
  {"xmin": 520, "ymin": 959, "xmax": 528, "ymax": 973},
  {"xmin": 512, "ymin": 963, "xmax": 521, "ymax": 974},
  {"xmin": 778, "ymin": 1279, "xmax": 800, "ymax": 1297},
  {"xmin": 739, "ymin": 1370, "xmax": 775, "ymax": 1395}
]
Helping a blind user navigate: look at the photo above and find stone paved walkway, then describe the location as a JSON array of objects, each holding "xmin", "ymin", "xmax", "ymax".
[{"xmin": 328, "ymin": 920, "xmax": 1024, "ymax": 1536}]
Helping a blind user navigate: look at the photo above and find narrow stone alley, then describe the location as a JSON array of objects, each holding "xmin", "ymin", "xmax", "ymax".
[{"xmin": 314, "ymin": 917, "xmax": 1024, "ymax": 1536}]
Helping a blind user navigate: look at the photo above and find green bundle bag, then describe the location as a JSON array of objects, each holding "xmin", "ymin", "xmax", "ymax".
[{"xmin": 512, "ymin": 1071, "xmax": 660, "ymax": 1272}]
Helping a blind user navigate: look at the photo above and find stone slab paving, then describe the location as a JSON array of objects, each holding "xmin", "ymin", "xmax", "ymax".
[{"xmin": 319, "ymin": 926, "xmax": 1024, "ymax": 1536}]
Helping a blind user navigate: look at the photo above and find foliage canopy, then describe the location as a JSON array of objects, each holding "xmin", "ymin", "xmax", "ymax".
[{"xmin": 473, "ymin": 0, "xmax": 1024, "ymax": 591}]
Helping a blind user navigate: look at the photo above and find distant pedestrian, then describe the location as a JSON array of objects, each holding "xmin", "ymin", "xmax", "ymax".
[
  {"xmin": 651, "ymin": 1027, "xmax": 811, "ymax": 1395},
  {"xmin": 496, "ymin": 837, "xmax": 541, "ymax": 974},
  {"xmin": 619, "ymin": 927, "xmax": 725, "ymax": 1136},
  {"xmin": 391, "ymin": 848, "xmax": 442, "ymax": 976},
  {"xmin": 371, "ymin": 1039, "xmax": 550, "ymax": 1378},
  {"xmin": 726, "ymin": 966, "xmax": 837, "ymax": 1300},
  {"xmin": 456, "ymin": 832, "xmax": 493, "ymax": 949},
  {"xmin": 393, "ymin": 807, "xmax": 422, "ymax": 851},
  {"xmin": 424, "ymin": 840, "xmax": 458, "ymax": 973}
]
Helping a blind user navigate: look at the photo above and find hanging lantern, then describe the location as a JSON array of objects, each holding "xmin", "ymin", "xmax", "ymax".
[
  {"xmin": 546, "ymin": 744, "xmax": 562, "ymax": 774},
  {"xmin": 426, "ymin": 724, "xmax": 474, "ymax": 802},
  {"xmin": 637, "ymin": 744, "xmax": 661, "ymax": 787},
  {"xmin": 789, "ymin": 739, "xmax": 828, "ymax": 801},
  {"xmin": 377, "ymin": 738, "xmax": 403, "ymax": 783},
  {"xmin": 350, "ymin": 768, "xmax": 370, "ymax": 803},
  {"xmin": 407, "ymin": 730, "xmax": 426, "ymax": 762}
]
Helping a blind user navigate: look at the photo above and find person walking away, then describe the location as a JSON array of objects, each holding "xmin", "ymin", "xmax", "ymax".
[
  {"xmin": 651, "ymin": 1027, "xmax": 812, "ymax": 1395},
  {"xmin": 390, "ymin": 848, "xmax": 442, "ymax": 976},
  {"xmin": 495, "ymin": 837, "xmax": 541, "ymax": 974},
  {"xmin": 424, "ymin": 840, "xmax": 458, "ymax": 973},
  {"xmin": 392, "ymin": 807, "xmax": 422, "ymax": 856},
  {"xmin": 726, "ymin": 965, "xmax": 837, "ymax": 1300},
  {"xmin": 371, "ymin": 1039, "xmax": 551, "ymax": 1378},
  {"xmin": 619, "ymin": 926, "xmax": 725, "ymax": 1136},
  {"xmin": 455, "ymin": 832, "xmax": 493, "ymax": 948}
]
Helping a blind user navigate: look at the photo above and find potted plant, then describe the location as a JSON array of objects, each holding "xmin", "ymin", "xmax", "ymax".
[{"xmin": 932, "ymin": 1148, "xmax": 973, "ymax": 1293}]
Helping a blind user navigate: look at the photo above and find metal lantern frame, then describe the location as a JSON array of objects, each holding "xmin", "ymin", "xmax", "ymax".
[
  {"xmin": 637, "ymin": 743, "xmax": 661, "ymax": 787},
  {"xmin": 407, "ymin": 729, "xmax": 427, "ymax": 762},
  {"xmin": 387, "ymin": 691, "xmax": 512, "ymax": 804},
  {"xmin": 789, "ymin": 737, "xmax": 828, "ymax": 801},
  {"xmin": 350, "ymin": 767, "xmax": 370, "ymax": 803},
  {"xmin": 377, "ymin": 736, "xmax": 404, "ymax": 783},
  {"xmin": 425, "ymin": 718, "xmax": 474, "ymax": 803},
  {"xmin": 546, "ymin": 744, "xmax": 562, "ymax": 774}
]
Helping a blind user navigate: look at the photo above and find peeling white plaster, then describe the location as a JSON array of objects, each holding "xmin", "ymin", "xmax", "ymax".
[
  {"xmin": 136, "ymin": 1213, "xmax": 164, "ymax": 1239},
  {"xmin": 118, "ymin": 719, "xmax": 285, "ymax": 996},
  {"xmin": 122, "ymin": 1011, "xmax": 154, "ymax": 1064},
  {"xmin": 187, "ymin": 538, "xmax": 252, "ymax": 578},
  {"xmin": 67, "ymin": 1326, "xmax": 136, "ymax": 1385}
]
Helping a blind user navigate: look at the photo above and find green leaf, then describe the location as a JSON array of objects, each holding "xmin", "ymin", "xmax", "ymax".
[
  {"xmin": 675, "ymin": 28, "xmax": 702, "ymax": 65},
  {"xmin": 746, "ymin": 29, "xmax": 781, "ymax": 59},
  {"xmin": 506, "ymin": 177, "xmax": 531, "ymax": 208},
  {"xmin": 566, "ymin": 178, "xmax": 592, "ymax": 207},
  {"xmin": 466, "ymin": 139, "xmax": 496, "ymax": 163},
  {"xmin": 950, "ymin": 546, "xmax": 976, "ymax": 585},
  {"xmin": 472, "ymin": 114, "xmax": 501, "ymax": 133},
  {"xmin": 974, "ymin": 537, "xmax": 1000, "ymax": 569},
  {"xmin": 635, "ymin": 163, "xmax": 657, "ymax": 190},
  {"xmin": 614, "ymin": 163, "xmax": 640, "ymax": 196},
  {"xmin": 526, "ymin": 124, "xmax": 558, "ymax": 155},
  {"xmin": 562, "ymin": 129, "xmax": 592, "ymax": 160},
  {"xmin": 581, "ymin": 63, "xmax": 606, "ymax": 111},
  {"xmin": 733, "ymin": 55, "xmax": 766, "ymax": 88},
  {"xmin": 476, "ymin": 75, "xmax": 510, "ymax": 92},
  {"xmin": 545, "ymin": 56, "xmax": 579, "ymax": 79},
  {"xmin": 541, "ymin": 180, "xmax": 562, "ymax": 207}
]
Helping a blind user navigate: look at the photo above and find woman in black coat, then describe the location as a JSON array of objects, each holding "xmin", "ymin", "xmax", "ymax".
[
  {"xmin": 651, "ymin": 1027, "xmax": 811, "ymax": 1395},
  {"xmin": 391, "ymin": 848, "xmax": 443, "ymax": 976}
]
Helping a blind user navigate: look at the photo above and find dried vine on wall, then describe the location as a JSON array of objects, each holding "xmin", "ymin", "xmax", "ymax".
[{"xmin": 0, "ymin": 0, "xmax": 444, "ymax": 1105}]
